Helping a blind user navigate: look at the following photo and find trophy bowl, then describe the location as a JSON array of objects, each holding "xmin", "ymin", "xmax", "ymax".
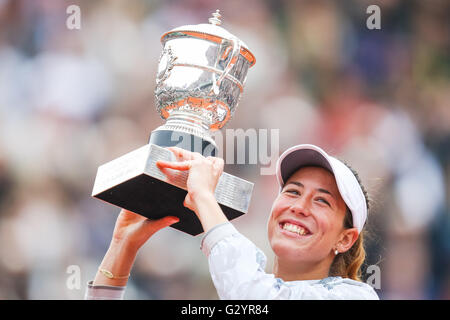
[{"xmin": 150, "ymin": 10, "xmax": 256, "ymax": 156}]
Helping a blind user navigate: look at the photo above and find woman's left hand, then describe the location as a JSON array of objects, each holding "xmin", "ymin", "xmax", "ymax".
[{"xmin": 156, "ymin": 147, "xmax": 224, "ymax": 217}]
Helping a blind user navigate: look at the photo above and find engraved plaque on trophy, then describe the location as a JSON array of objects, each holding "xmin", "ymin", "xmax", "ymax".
[{"xmin": 92, "ymin": 10, "xmax": 256, "ymax": 235}]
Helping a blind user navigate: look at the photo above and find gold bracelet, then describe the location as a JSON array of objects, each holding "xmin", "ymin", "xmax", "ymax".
[{"xmin": 99, "ymin": 268, "xmax": 130, "ymax": 280}]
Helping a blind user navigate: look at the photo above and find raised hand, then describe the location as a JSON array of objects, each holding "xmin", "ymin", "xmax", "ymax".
[
  {"xmin": 112, "ymin": 209, "xmax": 179, "ymax": 251},
  {"xmin": 93, "ymin": 210, "xmax": 179, "ymax": 287},
  {"xmin": 156, "ymin": 147, "xmax": 228, "ymax": 232},
  {"xmin": 156, "ymin": 147, "xmax": 224, "ymax": 215}
]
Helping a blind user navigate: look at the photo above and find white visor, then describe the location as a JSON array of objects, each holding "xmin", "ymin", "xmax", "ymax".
[{"xmin": 275, "ymin": 144, "xmax": 367, "ymax": 233}]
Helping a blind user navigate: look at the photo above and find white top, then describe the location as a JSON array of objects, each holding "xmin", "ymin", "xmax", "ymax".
[
  {"xmin": 85, "ymin": 222, "xmax": 379, "ymax": 300},
  {"xmin": 200, "ymin": 222, "xmax": 379, "ymax": 300}
]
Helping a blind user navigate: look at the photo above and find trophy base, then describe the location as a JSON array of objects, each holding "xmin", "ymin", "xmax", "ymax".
[{"xmin": 92, "ymin": 144, "xmax": 253, "ymax": 236}]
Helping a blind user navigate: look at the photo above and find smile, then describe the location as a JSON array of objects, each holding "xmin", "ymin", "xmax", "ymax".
[{"xmin": 279, "ymin": 221, "xmax": 312, "ymax": 238}]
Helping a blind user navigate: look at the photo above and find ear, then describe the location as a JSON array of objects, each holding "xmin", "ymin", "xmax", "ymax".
[{"xmin": 335, "ymin": 228, "xmax": 359, "ymax": 254}]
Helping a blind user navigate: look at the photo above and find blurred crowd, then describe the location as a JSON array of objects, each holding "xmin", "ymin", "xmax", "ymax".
[{"xmin": 0, "ymin": 0, "xmax": 448, "ymax": 299}]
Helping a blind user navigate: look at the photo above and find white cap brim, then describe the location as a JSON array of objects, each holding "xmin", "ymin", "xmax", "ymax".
[{"xmin": 275, "ymin": 144, "xmax": 367, "ymax": 233}]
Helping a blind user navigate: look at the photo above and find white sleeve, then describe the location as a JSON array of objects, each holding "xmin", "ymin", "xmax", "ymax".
[
  {"xmin": 84, "ymin": 281, "xmax": 125, "ymax": 300},
  {"xmin": 200, "ymin": 222, "xmax": 292, "ymax": 299},
  {"xmin": 200, "ymin": 223, "xmax": 380, "ymax": 300}
]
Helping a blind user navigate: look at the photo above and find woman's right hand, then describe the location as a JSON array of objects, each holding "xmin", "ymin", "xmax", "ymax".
[
  {"xmin": 93, "ymin": 209, "xmax": 178, "ymax": 287},
  {"xmin": 112, "ymin": 209, "xmax": 179, "ymax": 251}
]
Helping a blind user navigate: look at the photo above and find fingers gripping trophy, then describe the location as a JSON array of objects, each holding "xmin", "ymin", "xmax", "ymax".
[{"xmin": 92, "ymin": 10, "xmax": 256, "ymax": 235}]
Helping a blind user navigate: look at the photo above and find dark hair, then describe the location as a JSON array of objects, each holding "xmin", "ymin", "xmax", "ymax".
[{"xmin": 328, "ymin": 162, "xmax": 370, "ymax": 281}]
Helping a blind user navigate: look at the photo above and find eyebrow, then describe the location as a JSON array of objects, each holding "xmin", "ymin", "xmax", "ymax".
[{"xmin": 284, "ymin": 181, "xmax": 337, "ymax": 200}]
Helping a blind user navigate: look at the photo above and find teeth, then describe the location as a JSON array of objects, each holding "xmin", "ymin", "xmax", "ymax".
[{"xmin": 283, "ymin": 223, "xmax": 308, "ymax": 236}]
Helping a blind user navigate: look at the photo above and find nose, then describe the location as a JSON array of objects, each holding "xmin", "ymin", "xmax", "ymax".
[{"xmin": 289, "ymin": 195, "xmax": 312, "ymax": 217}]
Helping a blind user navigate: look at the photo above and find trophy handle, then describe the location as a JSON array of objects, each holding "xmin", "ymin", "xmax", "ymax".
[{"xmin": 210, "ymin": 37, "xmax": 241, "ymax": 96}]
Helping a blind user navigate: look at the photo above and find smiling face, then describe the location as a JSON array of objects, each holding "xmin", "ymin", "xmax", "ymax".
[{"xmin": 268, "ymin": 166, "xmax": 350, "ymax": 267}]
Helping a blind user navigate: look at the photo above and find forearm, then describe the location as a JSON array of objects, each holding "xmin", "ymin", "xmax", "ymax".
[
  {"xmin": 93, "ymin": 239, "xmax": 138, "ymax": 287},
  {"xmin": 193, "ymin": 192, "xmax": 229, "ymax": 233},
  {"xmin": 201, "ymin": 223, "xmax": 291, "ymax": 299}
]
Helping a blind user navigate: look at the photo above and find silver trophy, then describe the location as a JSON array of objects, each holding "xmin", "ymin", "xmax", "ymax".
[{"xmin": 92, "ymin": 10, "xmax": 256, "ymax": 235}]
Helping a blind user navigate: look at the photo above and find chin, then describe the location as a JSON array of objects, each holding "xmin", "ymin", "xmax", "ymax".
[{"xmin": 270, "ymin": 238, "xmax": 305, "ymax": 262}]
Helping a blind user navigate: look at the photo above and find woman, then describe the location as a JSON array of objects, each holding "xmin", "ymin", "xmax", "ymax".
[{"xmin": 85, "ymin": 144, "xmax": 379, "ymax": 299}]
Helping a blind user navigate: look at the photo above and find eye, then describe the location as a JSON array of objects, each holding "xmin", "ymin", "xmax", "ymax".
[
  {"xmin": 316, "ymin": 197, "xmax": 330, "ymax": 206},
  {"xmin": 284, "ymin": 189, "xmax": 300, "ymax": 196}
]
